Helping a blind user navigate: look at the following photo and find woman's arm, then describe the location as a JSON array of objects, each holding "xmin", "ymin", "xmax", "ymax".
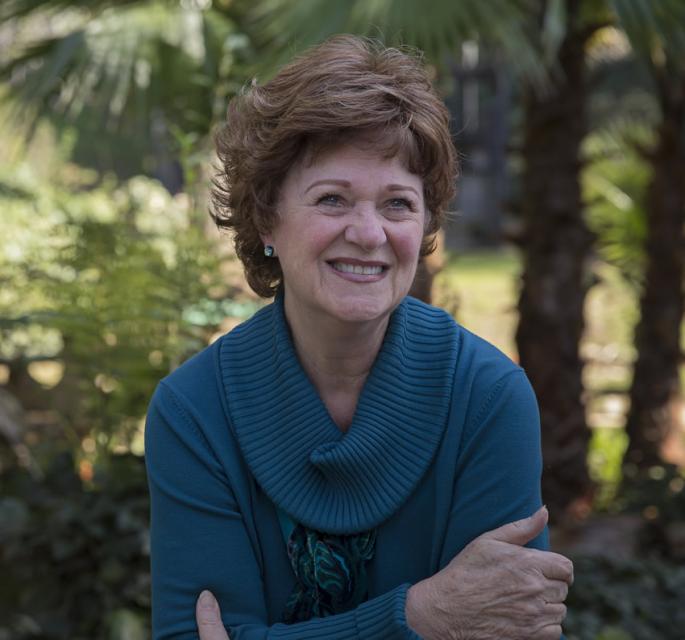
[
  {"xmin": 145, "ymin": 382, "xmax": 421, "ymax": 640},
  {"xmin": 147, "ymin": 367, "xmax": 571, "ymax": 639},
  {"xmin": 193, "ymin": 508, "xmax": 571, "ymax": 640},
  {"xmin": 404, "ymin": 370, "xmax": 573, "ymax": 640}
]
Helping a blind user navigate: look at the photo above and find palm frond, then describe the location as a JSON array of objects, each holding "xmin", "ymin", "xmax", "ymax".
[
  {"xmin": 248, "ymin": 0, "xmax": 546, "ymax": 83},
  {"xmin": 1, "ymin": 1, "xmax": 249, "ymax": 145},
  {"xmin": 610, "ymin": 0, "xmax": 685, "ymax": 64},
  {"xmin": 0, "ymin": 0, "xmax": 140, "ymax": 21}
]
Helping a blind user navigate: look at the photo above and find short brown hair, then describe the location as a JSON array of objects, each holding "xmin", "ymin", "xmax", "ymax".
[{"xmin": 211, "ymin": 34, "xmax": 457, "ymax": 298}]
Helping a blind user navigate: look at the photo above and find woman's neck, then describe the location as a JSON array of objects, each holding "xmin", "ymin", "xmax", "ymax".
[{"xmin": 284, "ymin": 301, "xmax": 389, "ymax": 432}]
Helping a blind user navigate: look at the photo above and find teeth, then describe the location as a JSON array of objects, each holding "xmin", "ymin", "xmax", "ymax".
[{"xmin": 332, "ymin": 262, "xmax": 383, "ymax": 275}]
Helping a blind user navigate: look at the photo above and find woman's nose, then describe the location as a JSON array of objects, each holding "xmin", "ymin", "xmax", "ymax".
[{"xmin": 344, "ymin": 206, "xmax": 387, "ymax": 250}]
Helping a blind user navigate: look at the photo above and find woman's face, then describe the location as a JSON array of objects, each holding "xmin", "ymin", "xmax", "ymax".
[{"xmin": 263, "ymin": 140, "xmax": 426, "ymax": 328}]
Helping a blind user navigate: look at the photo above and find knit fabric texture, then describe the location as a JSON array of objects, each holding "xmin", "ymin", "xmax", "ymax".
[
  {"xmin": 145, "ymin": 293, "xmax": 555, "ymax": 639},
  {"xmin": 219, "ymin": 291, "xmax": 457, "ymax": 533}
]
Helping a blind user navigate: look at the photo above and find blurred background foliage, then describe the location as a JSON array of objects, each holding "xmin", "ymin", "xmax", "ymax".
[{"xmin": 0, "ymin": 1, "xmax": 684, "ymax": 638}]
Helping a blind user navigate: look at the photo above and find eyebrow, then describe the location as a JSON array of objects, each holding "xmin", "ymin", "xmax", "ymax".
[
  {"xmin": 304, "ymin": 179, "xmax": 350, "ymax": 194},
  {"xmin": 304, "ymin": 179, "xmax": 421, "ymax": 198},
  {"xmin": 388, "ymin": 184, "xmax": 421, "ymax": 198}
]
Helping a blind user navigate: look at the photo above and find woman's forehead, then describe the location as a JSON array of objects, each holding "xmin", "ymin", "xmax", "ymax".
[{"xmin": 296, "ymin": 129, "xmax": 420, "ymax": 179}]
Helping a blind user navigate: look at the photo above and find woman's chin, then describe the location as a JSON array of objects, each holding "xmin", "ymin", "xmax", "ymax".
[{"xmin": 323, "ymin": 295, "xmax": 395, "ymax": 326}]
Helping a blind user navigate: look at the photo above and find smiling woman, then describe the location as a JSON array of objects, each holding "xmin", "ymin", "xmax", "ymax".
[
  {"xmin": 266, "ymin": 141, "xmax": 426, "ymax": 331},
  {"xmin": 144, "ymin": 34, "xmax": 573, "ymax": 640}
]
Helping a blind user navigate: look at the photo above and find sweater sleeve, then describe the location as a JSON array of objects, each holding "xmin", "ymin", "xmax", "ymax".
[
  {"xmin": 440, "ymin": 369, "xmax": 566, "ymax": 640},
  {"xmin": 145, "ymin": 382, "xmax": 422, "ymax": 640},
  {"xmin": 440, "ymin": 369, "xmax": 549, "ymax": 559}
]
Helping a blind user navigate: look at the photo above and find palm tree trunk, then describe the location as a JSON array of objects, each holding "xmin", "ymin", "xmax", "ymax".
[
  {"xmin": 516, "ymin": 0, "xmax": 595, "ymax": 516},
  {"xmin": 624, "ymin": 71, "xmax": 685, "ymax": 471}
]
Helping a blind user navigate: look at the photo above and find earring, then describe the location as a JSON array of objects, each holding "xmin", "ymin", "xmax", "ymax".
[{"xmin": 264, "ymin": 245, "xmax": 275, "ymax": 257}]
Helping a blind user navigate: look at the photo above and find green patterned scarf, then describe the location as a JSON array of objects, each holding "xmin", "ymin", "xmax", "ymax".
[{"xmin": 281, "ymin": 520, "xmax": 377, "ymax": 623}]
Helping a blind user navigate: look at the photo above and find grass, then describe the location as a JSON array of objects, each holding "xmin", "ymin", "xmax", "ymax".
[{"xmin": 433, "ymin": 249, "xmax": 521, "ymax": 359}]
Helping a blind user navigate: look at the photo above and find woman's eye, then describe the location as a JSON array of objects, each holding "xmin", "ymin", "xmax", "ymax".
[
  {"xmin": 387, "ymin": 198, "xmax": 414, "ymax": 210},
  {"xmin": 316, "ymin": 193, "xmax": 343, "ymax": 206}
]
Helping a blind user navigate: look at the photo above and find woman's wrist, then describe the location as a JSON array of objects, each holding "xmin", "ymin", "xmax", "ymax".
[{"xmin": 405, "ymin": 579, "xmax": 438, "ymax": 639}]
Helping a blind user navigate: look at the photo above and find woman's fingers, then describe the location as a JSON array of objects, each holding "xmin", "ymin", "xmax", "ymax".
[
  {"xmin": 543, "ymin": 579, "xmax": 569, "ymax": 604},
  {"xmin": 481, "ymin": 506, "xmax": 549, "ymax": 546},
  {"xmin": 530, "ymin": 604, "xmax": 566, "ymax": 640},
  {"xmin": 543, "ymin": 602, "xmax": 567, "ymax": 624},
  {"xmin": 536, "ymin": 624, "xmax": 564, "ymax": 640},
  {"xmin": 532, "ymin": 549, "xmax": 574, "ymax": 584},
  {"xmin": 196, "ymin": 590, "xmax": 230, "ymax": 640}
]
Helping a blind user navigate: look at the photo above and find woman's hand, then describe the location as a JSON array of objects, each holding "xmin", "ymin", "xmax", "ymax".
[
  {"xmin": 193, "ymin": 508, "xmax": 571, "ymax": 640},
  {"xmin": 405, "ymin": 506, "xmax": 573, "ymax": 640},
  {"xmin": 196, "ymin": 591, "xmax": 230, "ymax": 640}
]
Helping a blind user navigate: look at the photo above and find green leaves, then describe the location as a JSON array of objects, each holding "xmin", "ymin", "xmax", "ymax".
[
  {"xmin": 1, "ymin": 1, "xmax": 252, "ymax": 164},
  {"xmin": 0, "ymin": 163, "xmax": 249, "ymax": 450},
  {"xmin": 583, "ymin": 127, "xmax": 651, "ymax": 289},
  {"xmin": 565, "ymin": 554, "xmax": 685, "ymax": 640},
  {"xmin": 0, "ymin": 452, "xmax": 151, "ymax": 640},
  {"xmin": 248, "ymin": 0, "xmax": 546, "ymax": 82},
  {"xmin": 610, "ymin": 0, "xmax": 685, "ymax": 69}
]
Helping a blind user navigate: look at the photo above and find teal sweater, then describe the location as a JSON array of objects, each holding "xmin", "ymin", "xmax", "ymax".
[{"xmin": 145, "ymin": 295, "xmax": 549, "ymax": 639}]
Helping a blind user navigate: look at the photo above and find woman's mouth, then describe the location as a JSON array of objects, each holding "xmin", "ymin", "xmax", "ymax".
[{"xmin": 329, "ymin": 261, "xmax": 385, "ymax": 275}]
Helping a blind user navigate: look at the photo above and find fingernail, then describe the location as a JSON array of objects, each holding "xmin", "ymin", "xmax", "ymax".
[{"xmin": 199, "ymin": 590, "xmax": 216, "ymax": 609}]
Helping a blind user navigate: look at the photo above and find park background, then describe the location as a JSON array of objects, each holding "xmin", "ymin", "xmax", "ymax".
[{"xmin": 1, "ymin": 1, "xmax": 684, "ymax": 638}]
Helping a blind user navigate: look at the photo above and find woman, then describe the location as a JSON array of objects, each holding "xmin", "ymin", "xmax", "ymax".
[{"xmin": 145, "ymin": 35, "xmax": 573, "ymax": 640}]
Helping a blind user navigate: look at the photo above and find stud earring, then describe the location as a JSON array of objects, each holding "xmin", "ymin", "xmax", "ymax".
[{"xmin": 264, "ymin": 245, "xmax": 275, "ymax": 257}]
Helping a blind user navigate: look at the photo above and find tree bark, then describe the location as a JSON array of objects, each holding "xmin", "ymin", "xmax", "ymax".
[
  {"xmin": 624, "ymin": 70, "xmax": 685, "ymax": 471},
  {"xmin": 516, "ymin": 0, "xmax": 595, "ymax": 516}
]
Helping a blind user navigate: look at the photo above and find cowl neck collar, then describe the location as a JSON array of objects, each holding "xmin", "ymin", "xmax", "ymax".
[{"xmin": 219, "ymin": 293, "xmax": 459, "ymax": 534}]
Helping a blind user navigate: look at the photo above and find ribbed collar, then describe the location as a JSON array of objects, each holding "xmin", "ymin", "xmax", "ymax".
[{"xmin": 219, "ymin": 293, "xmax": 459, "ymax": 534}]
